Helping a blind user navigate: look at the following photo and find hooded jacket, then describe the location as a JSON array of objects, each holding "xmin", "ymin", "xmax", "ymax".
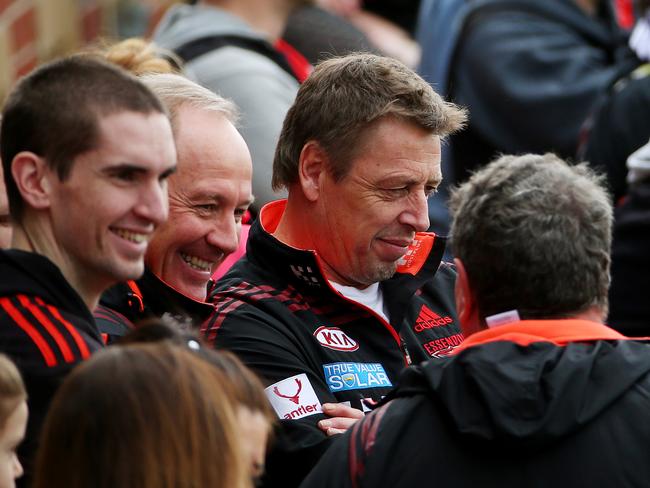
[
  {"xmin": 0, "ymin": 249, "xmax": 104, "ymax": 483},
  {"xmin": 301, "ymin": 319, "xmax": 650, "ymax": 488},
  {"xmin": 153, "ymin": 3, "xmax": 299, "ymax": 210}
]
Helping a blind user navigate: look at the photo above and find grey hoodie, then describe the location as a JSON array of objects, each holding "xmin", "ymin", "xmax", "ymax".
[{"xmin": 154, "ymin": 4, "xmax": 299, "ymax": 210}]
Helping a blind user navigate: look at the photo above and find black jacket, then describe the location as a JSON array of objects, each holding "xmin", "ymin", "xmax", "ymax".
[
  {"xmin": 0, "ymin": 249, "xmax": 104, "ymax": 483},
  {"xmin": 608, "ymin": 181, "xmax": 650, "ymax": 336},
  {"xmin": 302, "ymin": 319, "xmax": 650, "ymax": 488},
  {"xmin": 202, "ymin": 200, "xmax": 462, "ymax": 487},
  {"xmin": 96, "ymin": 268, "xmax": 214, "ymax": 342}
]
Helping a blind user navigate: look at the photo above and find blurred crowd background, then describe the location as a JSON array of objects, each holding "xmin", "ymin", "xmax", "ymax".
[{"xmin": 0, "ymin": 0, "xmax": 174, "ymax": 101}]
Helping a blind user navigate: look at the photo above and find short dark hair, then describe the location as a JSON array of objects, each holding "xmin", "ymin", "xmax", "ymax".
[
  {"xmin": 450, "ymin": 153, "xmax": 612, "ymax": 320},
  {"xmin": 272, "ymin": 53, "xmax": 466, "ymax": 189},
  {"xmin": 0, "ymin": 55, "xmax": 166, "ymax": 222}
]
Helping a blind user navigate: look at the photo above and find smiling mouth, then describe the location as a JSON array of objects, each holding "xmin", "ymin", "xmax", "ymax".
[
  {"xmin": 379, "ymin": 237, "xmax": 413, "ymax": 248},
  {"xmin": 110, "ymin": 228, "xmax": 148, "ymax": 244},
  {"xmin": 180, "ymin": 252, "xmax": 214, "ymax": 272}
]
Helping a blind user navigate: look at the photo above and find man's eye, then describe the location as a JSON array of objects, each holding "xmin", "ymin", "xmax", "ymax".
[
  {"xmin": 196, "ymin": 204, "xmax": 218, "ymax": 212},
  {"xmin": 386, "ymin": 187, "xmax": 408, "ymax": 195},
  {"xmin": 424, "ymin": 186, "xmax": 438, "ymax": 198},
  {"xmin": 113, "ymin": 171, "xmax": 138, "ymax": 182}
]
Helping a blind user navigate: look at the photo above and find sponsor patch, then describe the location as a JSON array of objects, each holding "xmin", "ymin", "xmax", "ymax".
[
  {"xmin": 323, "ymin": 362, "xmax": 392, "ymax": 393},
  {"xmin": 265, "ymin": 373, "xmax": 322, "ymax": 420},
  {"xmin": 314, "ymin": 326, "xmax": 359, "ymax": 352},
  {"xmin": 413, "ymin": 305, "xmax": 454, "ymax": 333},
  {"xmin": 422, "ymin": 333, "xmax": 464, "ymax": 358},
  {"xmin": 396, "ymin": 233, "xmax": 435, "ymax": 276}
]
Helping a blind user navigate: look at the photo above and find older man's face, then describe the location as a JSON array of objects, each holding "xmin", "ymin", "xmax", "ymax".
[
  {"xmin": 312, "ymin": 117, "xmax": 441, "ymax": 287},
  {"xmin": 146, "ymin": 106, "xmax": 253, "ymax": 301}
]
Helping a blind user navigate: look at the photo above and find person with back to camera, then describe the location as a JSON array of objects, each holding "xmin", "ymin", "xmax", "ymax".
[
  {"xmin": 0, "ymin": 354, "xmax": 27, "ymax": 488},
  {"xmin": 301, "ymin": 153, "xmax": 650, "ymax": 488},
  {"xmin": 33, "ymin": 342, "xmax": 256, "ymax": 488}
]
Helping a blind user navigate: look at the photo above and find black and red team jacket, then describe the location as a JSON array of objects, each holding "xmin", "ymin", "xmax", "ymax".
[
  {"xmin": 301, "ymin": 320, "xmax": 650, "ymax": 488},
  {"xmin": 202, "ymin": 200, "xmax": 463, "ymax": 487},
  {"xmin": 0, "ymin": 249, "xmax": 104, "ymax": 485}
]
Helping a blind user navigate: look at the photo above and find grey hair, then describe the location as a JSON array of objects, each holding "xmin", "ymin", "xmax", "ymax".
[
  {"xmin": 449, "ymin": 153, "xmax": 613, "ymax": 320},
  {"xmin": 140, "ymin": 73, "xmax": 239, "ymax": 130}
]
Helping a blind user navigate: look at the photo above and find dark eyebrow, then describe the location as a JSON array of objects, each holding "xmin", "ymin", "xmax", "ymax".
[{"xmin": 101, "ymin": 164, "xmax": 147, "ymax": 176}]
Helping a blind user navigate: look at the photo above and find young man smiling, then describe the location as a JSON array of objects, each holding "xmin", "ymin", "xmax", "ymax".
[
  {"xmin": 202, "ymin": 53, "xmax": 466, "ymax": 487},
  {"xmin": 0, "ymin": 56, "xmax": 176, "ymax": 482}
]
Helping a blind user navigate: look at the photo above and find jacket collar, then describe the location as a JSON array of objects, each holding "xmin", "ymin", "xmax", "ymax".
[{"xmin": 456, "ymin": 319, "xmax": 632, "ymax": 354}]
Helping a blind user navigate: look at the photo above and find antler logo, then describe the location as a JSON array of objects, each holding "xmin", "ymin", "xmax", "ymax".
[{"xmin": 273, "ymin": 378, "xmax": 302, "ymax": 404}]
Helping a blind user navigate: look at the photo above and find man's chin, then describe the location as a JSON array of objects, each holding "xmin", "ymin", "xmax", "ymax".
[
  {"xmin": 360, "ymin": 262, "xmax": 398, "ymax": 285},
  {"xmin": 168, "ymin": 280, "xmax": 209, "ymax": 302}
]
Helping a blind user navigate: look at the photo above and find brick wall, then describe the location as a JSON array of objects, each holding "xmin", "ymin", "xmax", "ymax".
[{"xmin": 0, "ymin": 0, "xmax": 120, "ymax": 102}]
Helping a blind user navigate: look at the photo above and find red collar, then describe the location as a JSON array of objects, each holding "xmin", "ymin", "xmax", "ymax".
[
  {"xmin": 455, "ymin": 319, "xmax": 630, "ymax": 354},
  {"xmin": 259, "ymin": 199, "xmax": 287, "ymax": 233}
]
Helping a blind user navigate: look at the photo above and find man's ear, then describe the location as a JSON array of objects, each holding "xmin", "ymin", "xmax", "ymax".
[
  {"xmin": 454, "ymin": 258, "xmax": 481, "ymax": 336},
  {"xmin": 298, "ymin": 141, "xmax": 328, "ymax": 202},
  {"xmin": 11, "ymin": 152, "xmax": 53, "ymax": 210}
]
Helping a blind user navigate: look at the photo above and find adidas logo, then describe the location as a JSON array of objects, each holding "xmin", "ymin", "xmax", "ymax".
[{"xmin": 413, "ymin": 305, "xmax": 453, "ymax": 332}]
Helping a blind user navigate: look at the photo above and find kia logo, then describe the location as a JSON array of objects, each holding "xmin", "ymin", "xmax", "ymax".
[{"xmin": 314, "ymin": 326, "xmax": 359, "ymax": 352}]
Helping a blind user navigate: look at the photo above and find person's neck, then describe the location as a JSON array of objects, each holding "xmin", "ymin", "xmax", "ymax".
[
  {"xmin": 12, "ymin": 221, "xmax": 103, "ymax": 311},
  {"xmin": 273, "ymin": 196, "xmax": 356, "ymax": 286},
  {"xmin": 202, "ymin": 0, "xmax": 292, "ymax": 40},
  {"xmin": 273, "ymin": 196, "xmax": 316, "ymax": 251}
]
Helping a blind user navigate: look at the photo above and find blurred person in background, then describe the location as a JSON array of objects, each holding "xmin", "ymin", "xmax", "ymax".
[
  {"xmin": 417, "ymin": 0, "xmax": 642, "ymax": 236},
  {"xmin": 315, "ymin": 0, "xmax": 421, "ymax": 67},
  {"xmin": 33, "ymin": 342, "xmax": 254, "ymax": 488},
  {"xmin": 153, "ymin": 0, "xmax": 312, "ymax": 213},
  {"xmin": 119, "ymin": 320, "xmax": 275, "ymax": 482}
]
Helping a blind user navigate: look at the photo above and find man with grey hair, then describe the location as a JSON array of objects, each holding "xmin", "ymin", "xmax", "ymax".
[
  {"xmin": 96, "ymin": 73, "xmax": 254, "ymax": 339},
  {"xmin": 202, "ymin": 53, "xmax": 466, "ymax": 487},
  {"xmin": 301, "ymin": 153, "xmax": 650, "ymax": 488}
]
